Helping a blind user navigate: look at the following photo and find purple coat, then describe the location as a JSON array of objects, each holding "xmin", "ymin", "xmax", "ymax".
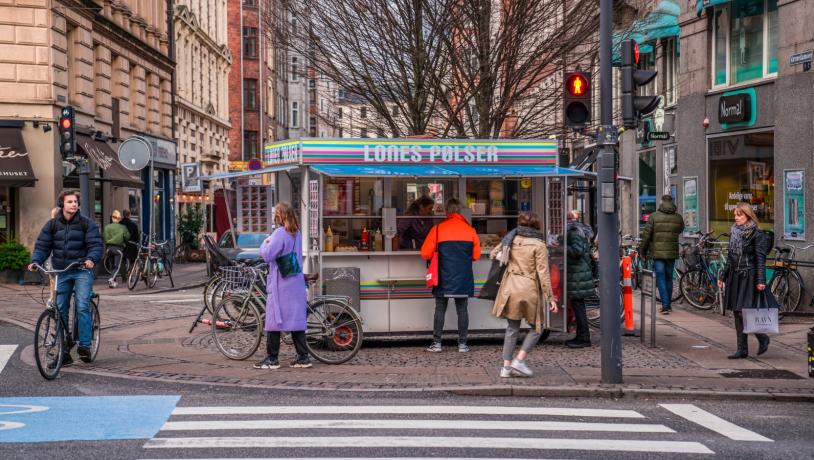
[{"xmin": 260, "ymin": 228, "xmax": 307, "ymax": 332}]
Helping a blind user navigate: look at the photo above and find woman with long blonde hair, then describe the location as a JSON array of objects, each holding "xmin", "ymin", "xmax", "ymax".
[{"xmin": 717, "ymin": 202, "xmax": 772, "ymax": 359}]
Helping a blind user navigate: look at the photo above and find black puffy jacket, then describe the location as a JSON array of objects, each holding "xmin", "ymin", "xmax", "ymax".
[{"xmin": 31, "ymin": 212, "xmax": 103, "ymax": 270}]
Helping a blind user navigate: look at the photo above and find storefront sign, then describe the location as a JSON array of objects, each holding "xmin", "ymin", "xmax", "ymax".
[
  {"xmin": 790, "ymin": 50, "xmax": 813, "ymax": 66},
  {"xmin": 139, "ymin": 134, "xmax": 177, "ymax": 167},
  {"xmin": 180, "ymin": 163, "xmax": 201, "ymax": 193},
  {"xmin": 783, "ymin": 169, "xmax": 805, "ymax": 241},
  {"xmin": 718, "ymin": 93, "xmax": 751, "ymax": 124},
  {"xmin": 682, "ymin": 176, "xmax": 699, "ymax": 235},
  {"xmin": 647, "ymin": 131, "xmax": 670, "ymax": 141},
  {"xmin": 229, "ymin": 161, "xmax": 248, "ymax": 171},
  {"xmin": 264, "ymin": 139, "xmax": 558, "ymax": 165}
]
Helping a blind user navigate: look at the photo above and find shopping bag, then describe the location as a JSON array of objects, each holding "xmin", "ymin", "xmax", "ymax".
[
  {"xmin": 742, "ymin": 291, "xmax": 780, "ymax": 335},
  {"xmin": 426, "ymin": 226, "xmax": 440, "ymax": 288},
  {"xmin": 478, "ymin": 258, "xmax": 506, "ymax": 300}
]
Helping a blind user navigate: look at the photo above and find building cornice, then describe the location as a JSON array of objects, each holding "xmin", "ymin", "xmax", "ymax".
[
  {"xmin": 174, "ymin": 5, "xmax": 232, "ymax": 64},
  {"xmin": 177, "ymin": 97, "xmax": 231, "ymax": 129}
]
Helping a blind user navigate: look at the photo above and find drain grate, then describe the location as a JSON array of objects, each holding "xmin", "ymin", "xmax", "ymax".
[{"xmin": 720, "ymin": 369, "xmax": 804, "ymax": 380}]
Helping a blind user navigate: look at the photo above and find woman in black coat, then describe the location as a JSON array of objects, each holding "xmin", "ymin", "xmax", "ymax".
[{"xmin": 717, "ymin": 202, "xmax": 771, "ymax": 359}]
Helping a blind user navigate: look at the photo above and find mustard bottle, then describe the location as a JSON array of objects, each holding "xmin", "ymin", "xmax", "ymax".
[{"xmin": 325, "ymin": 226, "xmax": 334, "ymax": 252}]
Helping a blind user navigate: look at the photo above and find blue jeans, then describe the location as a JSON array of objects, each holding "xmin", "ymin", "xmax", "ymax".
[
  {"xmin": 653, "ymin": 259, "xmax": 676, "ymax": 309},
  {"xmin": 55, "ymin": 269, "xmax": 94, "ymax": 347}
]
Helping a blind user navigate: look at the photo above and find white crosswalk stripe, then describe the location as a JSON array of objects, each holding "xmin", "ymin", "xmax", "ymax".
[
  {"xmin": 143, "ymin": 404, "xmax": 722, "ymax": 456},
  {"xmin": 0, "ymin": 345, "xmax": 17, "ymax": 376}
]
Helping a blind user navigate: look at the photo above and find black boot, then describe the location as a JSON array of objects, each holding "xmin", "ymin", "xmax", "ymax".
[
  {"xmin": 728, "ymin": 313, "xmax": 748, "ymax": 359},
  {"xmin": 757, "ymin": 334, "xmax": 770, "ymax": 356}
]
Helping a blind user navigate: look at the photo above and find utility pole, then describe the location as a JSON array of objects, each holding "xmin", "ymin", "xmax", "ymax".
[{"xmin": 597, "ymin": 0, "xmax": 622, "ymax": 383}]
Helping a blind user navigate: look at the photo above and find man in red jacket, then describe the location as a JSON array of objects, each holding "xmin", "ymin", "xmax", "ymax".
[{"xmin": 421, "ymin": 198, "xmax": 481, "ymax": 353}]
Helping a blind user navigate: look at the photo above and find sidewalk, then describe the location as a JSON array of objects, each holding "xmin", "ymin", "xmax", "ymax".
[{"xmin": 4, "ymin": 279, "xmax": 813, "ymax": 400}]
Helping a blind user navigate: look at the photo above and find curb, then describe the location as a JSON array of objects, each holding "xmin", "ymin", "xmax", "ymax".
[{"xmin": 129, "ymin": 279, "xmax": 208, "ymax": 295}]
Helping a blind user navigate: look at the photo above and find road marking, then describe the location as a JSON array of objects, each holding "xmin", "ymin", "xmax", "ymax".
[
  {"xmin": 0, "ymin": 345, "xmax": 17, "ymax": 375},
  {"xmin": 138, "ymin": 458, "xmax": 576, "ymax": 460},
  {"xmin": 149, "ymin": 299, "xmax": 201, "ymax": 303},
  {"xmin": 171, "ymin": 406, "xmax": 644, "ymax": 418},
  {"xmin": 144, "ymin": 436, "xmax": 714, "ymax": 454},
  {"xmin": 128, "ymin": 294, "xmax": 201, "ymax": 299},
  {"xmin": 659, "ymin": 404, "xmax": 773, "ymax": 442},
  {"xmin": 161, "ymin": 419, "xmax": 674, "ymax": 433}
]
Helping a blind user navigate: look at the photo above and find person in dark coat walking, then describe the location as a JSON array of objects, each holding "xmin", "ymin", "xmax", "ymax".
[
  {"xmin": 120, "ymin": 208, "xmax": 140, "ymax": 273},
  {"xmin": 565, "ymin": 211, "xmax": 594, "ymax": 348},
  {"xmin": 421, "ymin": 198, "xmax": 481, "ymax": 353},
  {"xmin": 640, "ymin": 195, "xmax": 685, "ymax": 314},
  {"xmin": 717, "ymin": 202, "xmax": 771, "ymax": 359}
]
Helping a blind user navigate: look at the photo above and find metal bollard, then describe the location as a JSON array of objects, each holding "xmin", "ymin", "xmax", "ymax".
[{"xmin": 639, "ymin": 268, "xmax": 657, "ymax": 348}]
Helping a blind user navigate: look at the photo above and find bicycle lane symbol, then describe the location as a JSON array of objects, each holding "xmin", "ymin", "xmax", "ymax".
[{"xmin": 0, "ymin": 404, "xmax": 49, "ymax": 432}]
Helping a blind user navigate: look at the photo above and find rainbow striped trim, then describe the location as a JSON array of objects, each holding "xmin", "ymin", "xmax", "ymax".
[{"xmin": 360, "ymin": 280, "xmax": 487, "ymax": 300}]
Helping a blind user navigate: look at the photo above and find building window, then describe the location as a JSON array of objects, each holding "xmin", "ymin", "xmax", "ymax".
[
  {"xmin": 243, "ymin": 0, "xmax": 257, "ymax": 6},
  {"xmin": 638, "ymin": 149, "xmax": 656, "ymax": 230},
  {"xmin": 708, "ymin": 132, "xmax": 774, "ymax": 235},
  {"xmin": 242, "ymin": 27, "xmax": 258, "ymax": 58},
  {"xmin": 711, "ymin": 0, "xmax": 778, "ymax": 88},
  {"xmin": 392, "ymin": 105, "xmax": 398, "ymax": 116},
  {"xmin": 664, "ymin": 37, "xmax": 679, "ymax": 105},
  {"xmin": 244, "ymin": 79, "xmax": 258, "ymax": 110},
  {"xmin": 360, "ymin": 128, "xmax": 368, "ymax": 138},
  {"xmin": 337, "ymin": 107, "xmax": 343, "ymax": 119},
  {"xmin": 338, "ymin": 127, "xmax": 343, "ymax": 137},
  {"xmin": 291, "ymin": 57, "xmax": 298, "ymax": 81},
  {"xmin": 292, "ymin": 101, "xmax": 299, "ymax": 128},
  {"xmin": 309, "ymin": 79, "xmax": 316, "ymax": 88},
  {"xmin": 243, "ymin": 130, "xmax": 259, "ymax": 158},
  {"xmin": 360, "ymin": 107, "xmax": 367, "ymax": 118}
]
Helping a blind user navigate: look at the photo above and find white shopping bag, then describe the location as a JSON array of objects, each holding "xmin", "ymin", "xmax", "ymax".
[{"xmin": 742, "ymin": 308, "xmax": 779, "ymax": 335}]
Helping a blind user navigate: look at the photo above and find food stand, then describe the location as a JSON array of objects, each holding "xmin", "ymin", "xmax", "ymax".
[{"xmin": 260, "ymin": 138, "xmax": 590, "ymax": 337}]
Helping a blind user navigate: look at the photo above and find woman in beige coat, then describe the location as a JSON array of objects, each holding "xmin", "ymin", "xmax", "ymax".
[{"xmin": 489, "ymin": 212, "xmax": 558, "ymax": 378}]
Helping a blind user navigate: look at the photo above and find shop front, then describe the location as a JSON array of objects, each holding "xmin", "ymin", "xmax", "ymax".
[
  {"xmin": 0, "ymin": 123, "xmax": 37, "ymax": 242},
  {"xmin": 256, "ymin": 138, "xmax": 589, "ymax": 336},
  {"xmin": 139, "ymin": 134, "xmax": 177, "ymax": 243}
]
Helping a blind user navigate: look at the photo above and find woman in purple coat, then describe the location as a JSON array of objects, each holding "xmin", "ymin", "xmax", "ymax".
[{"xmin": 253, "ymin": 202, "xmax": 311, "ymax": 370}]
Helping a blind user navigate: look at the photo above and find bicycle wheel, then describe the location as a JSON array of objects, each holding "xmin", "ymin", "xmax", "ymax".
[
  {"xmin": 34, "ymin": 309, "xmax": 64, "ymax": 380},
  {"xmin": 769, "ymin": 270, "xmax": 803, "ymax": 313},
  {"xmin": 212, "ymin": 296, "xmax": 263, "ymax": 360},
  {"xmin": 146, "ymin": 258, "xmax": 159, "ymax": 288},
  {"xmin": 127, "ymin": 259, "xmax": 142, "ymax": 290},
  {"xmin": 306, "ymin": 299, "xmax": 364, "ymax": 364},
  {"xmin": 654, "ymin": 269, "xmax": 684, "ymax": 304},
  {"xmin": 162, "ymin": 255, "xmax": 174, "ymax": 287},
  {"xmin": 102, "ymin": 252, "xmax": 117, "ymax": 275},
  {"xmin": 89, "ymin": 298, "xmax": 101, "ymax": 362},
  {"xmin": 680, "ymin": 269, "xmax": 716, "ymax": 310}
]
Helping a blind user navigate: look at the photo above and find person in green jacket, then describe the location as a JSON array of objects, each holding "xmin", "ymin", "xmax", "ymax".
[
  {"xmin": 565, "ymin": 211, "xmax": 595, "ymax": 348},
  {"xmin": 103, "ymin": 210, "xmax": 130, "ymax": 284},
  {"xmin": 640, "ymin": 195, "xmax": 685, "ymax": 314}
]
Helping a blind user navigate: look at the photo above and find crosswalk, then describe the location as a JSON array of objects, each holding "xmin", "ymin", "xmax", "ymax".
[
  {"xmin": 139, "ymin": 403, "xmax": 773, "ymax": 457},
  {"xmin": 0, "ymin": 345, "xmax": 17, "ymax": 376}
]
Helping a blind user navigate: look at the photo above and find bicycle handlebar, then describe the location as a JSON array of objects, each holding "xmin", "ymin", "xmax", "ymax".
[{"xmin": 29, "ymin": 261, "xmax": 85, "ymax": 274}]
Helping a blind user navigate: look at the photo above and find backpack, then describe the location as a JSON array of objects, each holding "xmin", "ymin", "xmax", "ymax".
[{"xmin": 49, "ymin": 215, "xmax": 89, "ymax": 238}]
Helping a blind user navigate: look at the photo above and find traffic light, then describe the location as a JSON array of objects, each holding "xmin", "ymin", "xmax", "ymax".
[
  {"xmin": 620, "ymin": 39, "xmax": 660, "ymax": 128},
  {"xmin": 58, "ymin": 106, "xmax": 76, "ymax": 161},
  {"xmin": 563, "ymin": 71, "xmax": 591, "ymax": 128}
]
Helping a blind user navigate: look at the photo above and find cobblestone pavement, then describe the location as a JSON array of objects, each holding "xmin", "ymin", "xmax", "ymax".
[{"xmin": 4, "ymin": 273, "xmax": 814, "ymax": 398}]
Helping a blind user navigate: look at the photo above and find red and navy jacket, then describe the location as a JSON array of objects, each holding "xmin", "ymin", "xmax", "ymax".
[{"xmin": 421, "ymin": 213, "xmax": 481, "ymax": 297}]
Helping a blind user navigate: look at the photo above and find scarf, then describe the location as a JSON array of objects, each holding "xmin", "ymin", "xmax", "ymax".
[
  {"xmin": 497, "ymin": 225, "xmax": 546, "ymax": 266},
  {"xmin": 729, "ymin": 221, "xmax": 756, "ymax": 257}
]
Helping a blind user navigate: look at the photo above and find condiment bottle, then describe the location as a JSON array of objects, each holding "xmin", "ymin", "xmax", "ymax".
[
  {"xmin": 361, "ymin": 226, "xmax": 369, "ymax": 250},
  {"xmin": 374, "ymin": 228, "xmax": 383, "ymax": 251},
  {"xmin": 325, "ymin": 226, "xmax": 334, "ymax": 252}
]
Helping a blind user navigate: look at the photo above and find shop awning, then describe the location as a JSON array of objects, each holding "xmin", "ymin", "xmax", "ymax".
[
  {"xmin": 696, "ymin": 0, "xmax": 731, "ymax": 17},
  {"xmin": 309, "ymin": 164, "xmax": 586, "ymax": 177},
  {"xmin": 612, "ymin": 0, "xmax": 680, "ymax": 63},
  {"xmin": 196, "ymin": 164, "xmax": 299, "ymax": 182},
  {"xmin": 76, "ymin": 134, "xmax": 143, "ymax": 188},
  {"xmin": 0, "ymin": 126, "xmax": 36, "ymax": 187}
]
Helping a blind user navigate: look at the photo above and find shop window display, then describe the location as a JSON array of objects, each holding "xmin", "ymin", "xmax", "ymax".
[{"xmin": 708, "ymin": 132, "xmax": 774, "ymax": 236}]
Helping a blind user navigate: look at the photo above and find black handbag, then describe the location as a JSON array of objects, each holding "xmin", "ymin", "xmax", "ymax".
[
  {"xmin": 478, "ymin": 258, "xmax": 506, "ymax": 301},
  {"xmin": 275, "ymin": 233, "xmax": 302, "ymax": 278}
]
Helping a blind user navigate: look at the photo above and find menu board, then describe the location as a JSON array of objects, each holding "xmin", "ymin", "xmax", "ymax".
[{"xmin": 237, "ymin": 184, "xmax": 273, "ymax": 233}]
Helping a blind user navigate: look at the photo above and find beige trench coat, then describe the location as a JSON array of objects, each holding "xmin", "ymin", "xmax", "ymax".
[{"xmin": 489, "ymin": 235, "xmax": 555, "ymax": 332}]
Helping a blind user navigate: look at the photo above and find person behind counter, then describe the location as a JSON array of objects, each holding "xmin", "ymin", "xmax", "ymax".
[
  {"xmin": 489, "ymin": 212, "xmax": 558, "ymax": 377},
  {"xmin": 398, "ymin": 196, "xmax": 435, "ymax": 250},
  {"xmin": 254, "ymin": 202, "xmax": 312, "ymax": 370},
  {"xmin": 421, "ymin": 198, "xmax": 481, "ymax": 353}
]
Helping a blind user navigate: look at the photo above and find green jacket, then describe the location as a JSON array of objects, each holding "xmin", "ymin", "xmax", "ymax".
[
  {"xmin": 640, "ymin": 201, "xmax": 685, "ymax": 260},
  {"xmin": 566, "ymin": 225, "xmax": 594, "ymax": 299},
  {"xmin": 103, "ymin": 222, "xmax": 130, "ymax": 246}
]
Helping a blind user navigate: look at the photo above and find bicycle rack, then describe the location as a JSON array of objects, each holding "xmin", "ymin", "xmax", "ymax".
[{"xmin": 639, "ymin": 268, "xmax": 657, "ymax": 348}]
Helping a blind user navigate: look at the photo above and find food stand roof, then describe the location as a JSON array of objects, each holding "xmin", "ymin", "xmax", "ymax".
[{"xmin": 309, "ymin": 164, "xmax": 586, "ymax": 177}]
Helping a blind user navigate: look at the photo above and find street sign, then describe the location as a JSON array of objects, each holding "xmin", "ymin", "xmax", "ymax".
[
  {"xmin": 790, "ymin": 50, "xmax": 813, "ymax": 66},
  {"xmin": 647, "ymin": 131, "xmax": 670, "ymax": 141},
  {"xmin": 180, "ymin": 163, "xmax": 201, "ymax": 193}
]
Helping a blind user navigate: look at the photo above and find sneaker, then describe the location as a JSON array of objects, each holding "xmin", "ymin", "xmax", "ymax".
[
  {"xmin": 253, "ymin": 357, "xmax": 280, "ymax": 370},
  {"xmin": 426, "ymin": 342, "xmax": 442, "ymax": 353},
  {"xmin": 510, "ymin": 358, "xmax": 533, "ymax": 377},
  {"xmin": 499, "ymin": 366, "xmax": 513, "ymax": 378},
  {"xmin": 659, "ymin": 307, "xmax": 671, "ymax": 315},
  {"xmin": 77, "ymin": 346, "xmax": 92, "ymax": 363},
  {"xmin": 458, "ymin": 343, "xmax": 471, "ymax": 353},
  {"xmin": 290, "ymin": 357, "xmax": 313, "ymax": 368}
]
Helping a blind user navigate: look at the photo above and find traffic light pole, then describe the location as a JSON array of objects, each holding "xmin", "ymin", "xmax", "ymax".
[
  {"xmin": 78, "ymin": 157, "xmax": 92, "ymax": 219},
  {"xmin": 598, "ymin": 0, "xmax": 623, "ymax": 383}
]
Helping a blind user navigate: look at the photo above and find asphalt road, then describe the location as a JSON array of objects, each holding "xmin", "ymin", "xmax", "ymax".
[{"xmin": 1, "ymin": 322, "xmax": 812, "ymax": 460}]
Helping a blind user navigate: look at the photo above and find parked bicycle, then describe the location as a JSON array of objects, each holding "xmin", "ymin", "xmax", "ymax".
[
  {"xmin": 127, "ymin": 236, "xmax": 174, "ymax": 290},
  {"xmin": 210, "ymin": 265, "xmax": 364, "ymax": 364},
  {"xmin": 679, "ymin": 231, "xmax": 728, "ymax": 313},
  {"xmin": 769, "ymin": 236, "xmax": 814, "ymax": 313},
  {"xmin": 30, "ymin": 262, "xmax": 101, "ymax": 380}
]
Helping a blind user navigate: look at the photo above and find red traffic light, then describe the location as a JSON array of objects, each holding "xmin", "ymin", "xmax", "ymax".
[
  {"xmin": 566, "ymin": 73, "xmax": 589, "ymax": 97},
  {"xmin": 633, "ymin": 42, "xmax": 640, "ymax": 65},
  {"xmin": 60, "ymin": 117, "xmax": 72, "ymax": 130}
]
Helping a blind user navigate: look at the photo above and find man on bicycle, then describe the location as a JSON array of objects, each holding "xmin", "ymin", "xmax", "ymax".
[{"xmin": 28, "ymin": 190, "xmax": 103, "ymax": 365}]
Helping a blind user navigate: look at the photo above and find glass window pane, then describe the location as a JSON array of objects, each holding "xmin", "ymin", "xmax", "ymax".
[
  {"xmin": 638, "ymin": 150, "xmax": 657, "ymax": 231},
  {"xmin": 767, "ymin": 0, "xmax": 779, "ymax": 74},
  {"xmin": 729, "ymin": 0, "xmax": 764, "ymax": 83},
  {"xmin": 714, "ymin": 9, "xmax": 728, "ymax": 86}
]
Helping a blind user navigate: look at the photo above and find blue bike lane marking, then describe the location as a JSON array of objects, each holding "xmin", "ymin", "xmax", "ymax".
[{"xmin": 0, "ymin": 396, "xmax": 180, "ymax": 443}]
